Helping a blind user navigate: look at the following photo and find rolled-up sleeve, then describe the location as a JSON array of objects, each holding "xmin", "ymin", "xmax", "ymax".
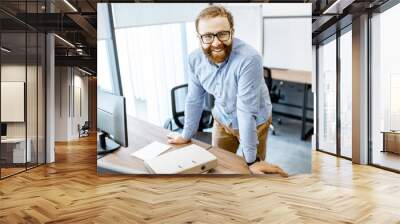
[
  {"xmin": 236, "ymin": 55, "xmax": 263, "ymax": 163},
  {"xmin": 181, "ymin": 61, "xmax": 206, "ymax": 140}
]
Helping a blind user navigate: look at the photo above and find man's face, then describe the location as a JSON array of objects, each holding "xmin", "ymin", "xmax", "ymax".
[{"xmin": 197, "ymin": 16, "xmax": 233, "ymax": 64}]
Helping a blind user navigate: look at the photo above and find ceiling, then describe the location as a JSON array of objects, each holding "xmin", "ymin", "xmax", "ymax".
[
  {"xmin": 0, "ymin": 0, "xmax": 394, "ymax": 75},
  {"xmin": 0, "ymin": 0, "xmax": 98, "ymax": 74}
]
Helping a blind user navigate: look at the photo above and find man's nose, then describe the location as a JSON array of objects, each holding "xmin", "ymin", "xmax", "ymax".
[{"xmin": 211, "ymin": 36, "xmax": 222, "ymax": 46}]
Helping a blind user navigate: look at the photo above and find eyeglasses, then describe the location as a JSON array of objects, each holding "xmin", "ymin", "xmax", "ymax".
[{"xmin": 198, "ymin": 30, "xmax": 232, "ymax": 44}]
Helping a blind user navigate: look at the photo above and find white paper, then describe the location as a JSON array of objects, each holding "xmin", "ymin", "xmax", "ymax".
[{"xmin": 130, "ymin": 141, "xmax": 171, "ymax": 161}]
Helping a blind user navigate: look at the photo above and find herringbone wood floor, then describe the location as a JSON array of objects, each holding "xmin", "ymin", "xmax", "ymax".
[{"xmin": 1, "ymin": 135, "xmax": 399, "ymax": 224}]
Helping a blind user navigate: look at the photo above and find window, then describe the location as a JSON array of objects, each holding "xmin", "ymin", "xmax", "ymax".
[
  {"xmin": 114, "ymin": 22, "xmax": 195, "ymax": 126},
  {"xmin": 317, "ymin": 37, "xmax": 337, "ymax": 154},
  {"xmin": 339, "ymin": 29, "xmax": 352, "ymax": 158},
  {"xmin": 370, "ymin": 3, "xmax": 400, "ymax": 171}
]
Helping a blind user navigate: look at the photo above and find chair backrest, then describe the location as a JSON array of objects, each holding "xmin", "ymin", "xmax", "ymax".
[
  {"xmin": 264, "ymin": 67, "xmax": 283, "ymax": 103},
  {"xmin": 171, "ymin": 84, "xmax": 213, "ymax": 131},
  {"xmin": 82, "ymin": 121, "xmax": 90, "ymax": 129},
  {"xmin": 264, "ymin": 67, "xmax": 273, "ymax": 91},
  {"xmin": 171, "ymin": 84, "xmax": 188, "ymax": 129}
]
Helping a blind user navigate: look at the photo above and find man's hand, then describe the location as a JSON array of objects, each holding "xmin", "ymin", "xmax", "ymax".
[
  {"xmin": 167, "ymin": 132, "xmax": 190, "ymax": 144},
  {"xmin": 249, "ymin": 161, "xmax": 289, "ymax": 177}
]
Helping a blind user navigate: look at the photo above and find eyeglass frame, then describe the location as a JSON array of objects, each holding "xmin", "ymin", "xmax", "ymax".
[{"xmin": 197, "ymin": 29, "xmax": 233, "ymax": 44}]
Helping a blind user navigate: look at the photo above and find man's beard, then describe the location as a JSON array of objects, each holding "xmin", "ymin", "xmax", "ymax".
[{"xmin": 202, "ymin": 42, "xmax": 232, "ymax": 64}]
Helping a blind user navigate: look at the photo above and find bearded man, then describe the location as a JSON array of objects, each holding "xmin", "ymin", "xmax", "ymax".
[{"xmin": 167, "ymin": 5, "xmax": 287, "ymax": 176}]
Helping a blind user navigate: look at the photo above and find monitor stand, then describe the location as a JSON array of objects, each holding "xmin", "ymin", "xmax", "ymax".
[{"xmin": 97, "ymin": 132, "xmax": 120, "ymax": 155}]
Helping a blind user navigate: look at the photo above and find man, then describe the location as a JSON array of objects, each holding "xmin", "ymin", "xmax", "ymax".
[{"xmin": 167, "ymin": 5, "xmax": 287, "ymax": 176}]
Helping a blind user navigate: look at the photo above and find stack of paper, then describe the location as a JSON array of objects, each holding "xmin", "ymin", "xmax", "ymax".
[{"xmin": 130, "ymin": 141, "xmax": 171, "ymax": 161}]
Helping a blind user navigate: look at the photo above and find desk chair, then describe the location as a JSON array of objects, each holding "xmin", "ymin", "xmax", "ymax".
[
  {"xmin": 78, "ymin": 121, "xmax": 90, "ymax": 138},
  {"xmin": 164, "ymin": 84, "xmax": 214, "ymax": 144},
  {"xmin": 264, "ymin": 67, "xmax": 285, "ymax": 135}
]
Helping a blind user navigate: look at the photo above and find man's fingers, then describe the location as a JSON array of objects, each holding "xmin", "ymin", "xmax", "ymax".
[
  {"xmin": 279, "ymin": 171, "xmax": 289, "ymax": 178},
  {"xmin": 249, "ymin": 167, "xmax": 264, "ymax": 174},
  {"xmin": 250, "ymin": 162, "xmax": 289, "ymax": 177}
]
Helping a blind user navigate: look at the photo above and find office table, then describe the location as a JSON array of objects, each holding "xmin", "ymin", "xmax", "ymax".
[
  {"xmin": 97, "ymin": 116, "xmax": 251, "ymax": 174},
  {"xmin": 1, "ymin": 138, "xmax": 32, "ymax": 166},
  {"xmin": 381, "ymin": 131, "xmax": 400, "ymax": 154}
]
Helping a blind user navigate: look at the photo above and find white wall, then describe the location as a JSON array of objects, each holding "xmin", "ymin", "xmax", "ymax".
[
  {"xmin": 1, "ymin": 65, "xmax": 35, "ymax": 138},
  {"xmin": 1, "ymin": 63, "xmax": 46, "ymax": 164},
  {"xmin": 55, "ymin": 67, "xmax": 89, "ymax": 141}
]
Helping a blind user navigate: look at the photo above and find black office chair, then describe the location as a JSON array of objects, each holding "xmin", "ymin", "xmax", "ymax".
[
  {"xmin": 78, "ymin": 121, "xmax": 90, "ymax": 138},
  {"xmin": 264, "ymin": 67, "xmax": 284, "ymax": 135},
  {"xmin": 164, "ymin": 84, "xmax": 214, "ymax": 144}
]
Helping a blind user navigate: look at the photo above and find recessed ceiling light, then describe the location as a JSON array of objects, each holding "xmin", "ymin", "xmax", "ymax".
[
  {"xmin": 78, "ymin": 67, "xmax": 92, "ymax": 76},
  {"xmin": 63, "ymin": 0, "xmax": 78, "ymax": 12},
  {"xmin": 322, "ymin": 0, "xmax": 354, "ymax": 15},
  {"xmin": 1, "ymin": 47, "xmax": 11, "ymax": 53},
  {"xmin": 54, "ymin": 34, "xmax": 75, "ymax": 48}
]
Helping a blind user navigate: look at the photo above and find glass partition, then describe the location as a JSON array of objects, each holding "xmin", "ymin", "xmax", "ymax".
[
  {"xmin": 339, "ymin": 29, "xmax": 352, "ymax": 158},
  {"xmin": 1, "ymin": 30, "xmax": 28, "ymax": 177},
  {"xmin": 0, "ymin": 1, "xmax": 46, "ymax": 179},
  {"xmin": 317, "ymin": 36, "xmax": 337, "ymax": 155}
]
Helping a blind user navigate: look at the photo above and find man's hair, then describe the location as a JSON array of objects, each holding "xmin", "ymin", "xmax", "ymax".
[{"xmin": 195, "ymin": 5, "xmax": 234, "ymax": 32}]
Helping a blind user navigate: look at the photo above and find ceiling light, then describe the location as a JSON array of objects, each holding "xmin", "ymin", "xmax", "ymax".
[
  {"xmin": 63, "ymin": 0, "xmax": 78, "ymax": 12},
  {"xmin": 54, "ymin": 34, "xmax": 75, "ymax": 48},
  {"xmin": 78, "ymin": 67, "xmax": 92, "ymax": 76},
  {"xmin": 1, "ymin": 47, "xmax": 11, "ymax": 53},
  {"xmin": 323, "ymin": 0, "xmax": 354, "ymax": 15}
]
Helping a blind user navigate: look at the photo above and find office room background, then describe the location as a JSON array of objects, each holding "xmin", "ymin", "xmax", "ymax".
[
  {"xmin": 0, "ymin": 16, "xmax": 46, "ymax": 179},
  {"xmin": 97, "ymin": 3, "xmax": 313, "ymax": 175}
]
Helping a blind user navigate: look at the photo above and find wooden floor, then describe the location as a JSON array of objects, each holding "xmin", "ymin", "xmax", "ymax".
[{"xmin": 0, "ymin": 135, "xmax": 400, "ymax": 224}]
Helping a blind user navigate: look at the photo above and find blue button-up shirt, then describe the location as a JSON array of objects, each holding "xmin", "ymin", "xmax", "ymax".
[{"xmin": 182, "ymin": 38, "xmax": 272, "ymax": 163}]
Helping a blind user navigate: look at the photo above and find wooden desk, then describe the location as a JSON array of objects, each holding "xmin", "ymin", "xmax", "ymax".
[
  {"xmin": 270, "ymin": 68, "xmax": 312, "ymax": 85},
  {"xmin": 381, "ymin": 131, "xmax": 400, "ymax": 154},
  {"xmin": 97, "ymin": 117, "xmax": 250, "ymax": 174}
]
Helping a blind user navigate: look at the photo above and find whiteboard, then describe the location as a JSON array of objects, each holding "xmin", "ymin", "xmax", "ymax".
[
  {"xmin": 263, "ymin": 17, "xmax": 312, "ymax": 71},
  {"xmin": 1, "ymin": 82, "xmax": 25, "ymax": 122}
]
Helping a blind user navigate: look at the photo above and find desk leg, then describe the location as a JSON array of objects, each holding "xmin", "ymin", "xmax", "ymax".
[{"xmin": 301, "ymin": 84, "xmax": 308, "ymax": 140}]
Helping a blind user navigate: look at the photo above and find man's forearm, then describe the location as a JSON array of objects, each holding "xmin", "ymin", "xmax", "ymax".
[
  {"xmin": 182, "ymin": 100, "xmax": 204, "ymax": 140},
  {"xmin": 237, "ymin": 114, "xmax": 259, "ymax": 163}
]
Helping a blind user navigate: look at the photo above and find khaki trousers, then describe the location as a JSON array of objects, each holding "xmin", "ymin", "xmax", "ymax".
[{"xmin": 212, "ymin": 117, "xmax": 272, "ymax": 161}]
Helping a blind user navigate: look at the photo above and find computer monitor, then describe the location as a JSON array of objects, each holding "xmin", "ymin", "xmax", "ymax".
[
  {"xmin": 97, "ymin": 89, "xmax": 128, "ymax": 155},
  {"xmin": 1, "ymin": 123, "xmax": 7, "ymax": 137}
]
